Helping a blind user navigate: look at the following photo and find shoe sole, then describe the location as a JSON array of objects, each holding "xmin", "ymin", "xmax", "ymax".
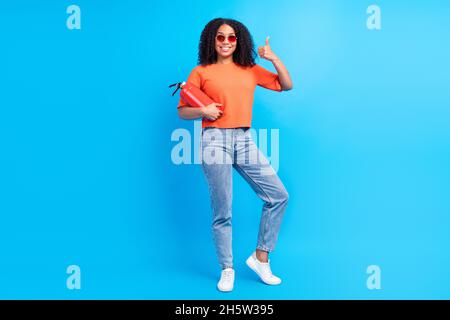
[
  {"xmin": 246, "ymin": 256, "xmax": 282, "ymax": 285},
  {"xmin": 217, "ymin": 284, "xmax": 233, "ymax": 292}
]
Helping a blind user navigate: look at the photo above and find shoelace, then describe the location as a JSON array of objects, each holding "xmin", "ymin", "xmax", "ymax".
[
  {"xmin": 222, "ymin": 270, "xmax": 234, "ymax": 281},
  {"xmin": 258, "ymin": 261, "xmax": 274, "ymax": 277}
]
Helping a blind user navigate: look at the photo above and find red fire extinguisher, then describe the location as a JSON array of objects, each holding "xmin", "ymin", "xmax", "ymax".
[{"xmin": 169, "ymin": 82, "xmax": 223, "ymax": 110}]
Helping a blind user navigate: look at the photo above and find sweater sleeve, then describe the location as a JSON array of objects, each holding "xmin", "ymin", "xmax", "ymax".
[{"xmin": 253, "ymin": 64, "xmax": 282, "ymax": 92}]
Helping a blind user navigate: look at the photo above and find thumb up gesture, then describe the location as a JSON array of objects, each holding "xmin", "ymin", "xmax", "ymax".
[{"xmin": 258, "ymin": 36, "xmax": 279, "ymax": 62}]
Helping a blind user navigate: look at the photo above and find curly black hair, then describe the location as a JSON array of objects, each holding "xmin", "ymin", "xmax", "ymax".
[{"xmin": 198, "ymin": 18, "xmax": 256, "ymax": 67}]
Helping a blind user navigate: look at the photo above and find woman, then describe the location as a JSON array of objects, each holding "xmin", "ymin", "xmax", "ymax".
[{"xmin": 177, "ymin": 18, "xmax": 293, "ymax": 292}]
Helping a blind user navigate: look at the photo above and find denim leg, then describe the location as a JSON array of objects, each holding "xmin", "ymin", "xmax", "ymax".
[
  {"xmin": 201, "ymin": 128, "xmax": 234, "ymax": 269},
  {"xmin": 233, "ymin": 129, "xmax": 289, "ymax": 253}
]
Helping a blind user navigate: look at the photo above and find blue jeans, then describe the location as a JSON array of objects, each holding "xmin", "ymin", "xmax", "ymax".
[{"xmin": 201, "ymin": 127, "xmax": 289, "ymax": 269}]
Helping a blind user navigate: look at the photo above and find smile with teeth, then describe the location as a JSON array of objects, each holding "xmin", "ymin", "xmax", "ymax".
[{"xmin": 220, "ymin": 46, "xmax": 231, "ymax": 52}]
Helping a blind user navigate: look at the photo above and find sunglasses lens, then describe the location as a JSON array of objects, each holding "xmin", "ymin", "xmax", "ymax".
[{"xmin": 216, "ymin": 35, "xmax": 236, "ymax": 43}]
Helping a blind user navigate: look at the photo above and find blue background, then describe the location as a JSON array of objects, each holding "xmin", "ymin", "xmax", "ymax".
[{"xmin": 1, "ymin": 0, "xmax": 449, "ymax": 299}]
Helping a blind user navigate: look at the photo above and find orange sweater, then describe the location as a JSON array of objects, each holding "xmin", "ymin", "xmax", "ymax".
[{"xmin": 177, "ymin": 63, "xmax": 282, "ymax": 128}]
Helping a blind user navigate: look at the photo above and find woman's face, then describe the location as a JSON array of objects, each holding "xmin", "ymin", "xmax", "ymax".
[{"xmin": 215, "ymin": 24, "xmax": 237, "ymax": 60}]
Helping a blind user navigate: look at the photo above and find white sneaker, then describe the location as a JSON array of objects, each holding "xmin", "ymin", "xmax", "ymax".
[
  {"xmin": 246, "ymin": 252, "xmax": 282, "ymax": 285},
  {"xmin": 217, "ymin": 268, "xmax": 235, "ymax": 292}
]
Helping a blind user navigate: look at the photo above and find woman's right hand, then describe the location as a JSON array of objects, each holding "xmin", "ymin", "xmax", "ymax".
[{"xmin": 201, "ymin": 103, "xmax": 223, "ymax": 121}]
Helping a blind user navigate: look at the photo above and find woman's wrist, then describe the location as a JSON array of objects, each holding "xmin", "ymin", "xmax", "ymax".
[
  {"xmin": 200, "ymin": 106, "xmax": 206, "ymax": 117},
  {"xmin": 272, "ymin": 58, "xmax": 281, "ymax": 66},
  {"xmin": 270, "ymin": 57, "xmax": 281, "ymax": 63}
]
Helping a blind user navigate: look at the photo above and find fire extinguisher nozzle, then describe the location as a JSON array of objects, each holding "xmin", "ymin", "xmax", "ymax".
[{"xmin": 169, "ymin": 82, "xmax": 182, "ymax": 96}]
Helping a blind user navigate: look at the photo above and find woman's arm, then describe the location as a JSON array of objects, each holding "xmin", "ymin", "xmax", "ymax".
[
  {"xmin": 178, "ymin": 103, "xmax": 223, "ymax": 120},
  {"xmin": 271, "ymin": 58, "xmax": 293, "ymax": 91},
  {"xmin": 178, "ymin": 106, "xmax": 205, "ymax": 120},
  {"xmin": 258, "ymin": 36, "xmax": 293, "ymax": 91}
]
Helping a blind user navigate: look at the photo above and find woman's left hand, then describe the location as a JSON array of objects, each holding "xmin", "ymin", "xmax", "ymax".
[
  {"xmin": 257, "ymin": 36, "xmax": 293, "ymax": 90},
  {"xmin": 258, "ymin": 36, "xmax": 279, "ymax": 62}
]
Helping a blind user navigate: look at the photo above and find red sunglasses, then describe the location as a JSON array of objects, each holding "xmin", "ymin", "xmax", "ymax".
[{"xmin": 216, "ymin": 34, "xmax": 237, "ymax": 43}]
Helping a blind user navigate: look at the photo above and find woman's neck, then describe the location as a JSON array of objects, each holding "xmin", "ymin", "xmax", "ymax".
[{"xmin": 216, "ymin": 56, "xmax": 234, "ymax": 65}]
